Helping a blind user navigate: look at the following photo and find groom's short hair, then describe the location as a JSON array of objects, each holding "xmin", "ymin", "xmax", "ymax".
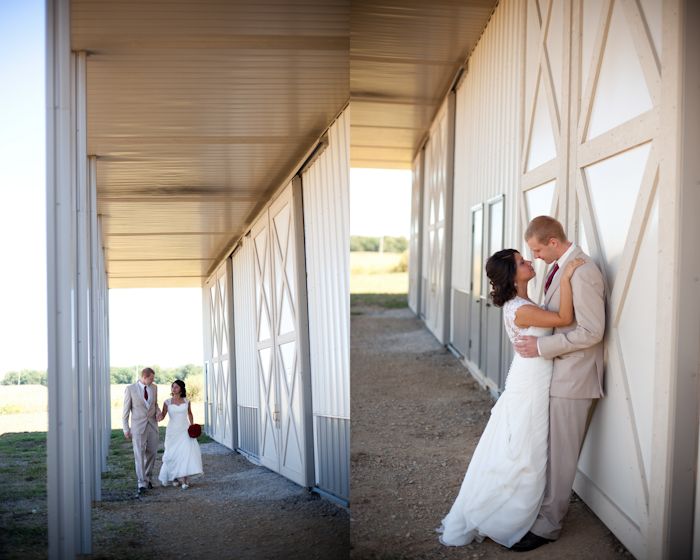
[
  {"xmin": 141, "ymin": 367, "xmax": 155, "ymax": 379},
  {"xmin": 525, "ymin": 215, "xmax": 567, "ymax": 243}
]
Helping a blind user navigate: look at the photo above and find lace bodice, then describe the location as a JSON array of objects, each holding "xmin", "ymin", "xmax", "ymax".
[{"xmin": 503, "ymin": 296, "xmax": 537, "ymax": 344}]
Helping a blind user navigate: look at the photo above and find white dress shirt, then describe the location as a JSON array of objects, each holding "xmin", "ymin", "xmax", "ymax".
[
  {"xmin": 537, "ymin": 243, "xmax": 577, "ymax": 355},
  {"xmin": 137, "ymin": 380, "xmax": 150, "ymax": 405}
]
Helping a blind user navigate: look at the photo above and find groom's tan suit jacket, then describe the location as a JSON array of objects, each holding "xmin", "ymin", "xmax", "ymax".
[
  {"xmin": 122, "ymin": 382, "xmax": 159, "ymax": 435},
  {"xmin": 538, "ymin": 246, "xmax": 605, "ymax": 398}
]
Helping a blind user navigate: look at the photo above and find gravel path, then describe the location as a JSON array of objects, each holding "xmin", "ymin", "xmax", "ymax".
[
  {"xmin": 92, "ymin": 442, "xmax": 349, "ymax": 559},
  {"xmin": 350, "ymin": 304, "xmax": 633, "ymax": 560}
]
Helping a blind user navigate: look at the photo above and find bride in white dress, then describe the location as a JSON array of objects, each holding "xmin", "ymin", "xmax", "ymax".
[
  {"xmin": 438, "ymin": 249, "xmax": 583, "ymax": 548},
  {"xmin": 157, "ymin": 379, "xmax": 203, "ymax": 489}
]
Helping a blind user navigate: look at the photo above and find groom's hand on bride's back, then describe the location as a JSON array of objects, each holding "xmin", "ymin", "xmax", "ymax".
[{"xmin": 515, "ymin": 335, "xmax": 540, "ymax": 358}]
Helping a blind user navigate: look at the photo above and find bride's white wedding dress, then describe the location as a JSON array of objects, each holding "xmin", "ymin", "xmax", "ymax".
[
  {"xmin": 158, "ymin": 398, "xmax": 203, "ymax": 484},
  {"xmin": 438, "ymin": 296, "xmax": 553, "ymax": 548}
]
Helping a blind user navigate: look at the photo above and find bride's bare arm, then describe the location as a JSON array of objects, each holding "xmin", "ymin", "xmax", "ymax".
[
  {"xmin": 157, "ymin": 401, "xmax": 168, "ymax": 422},
  {"xmin": 187, "ymin": 401, "xmax": 194, "ymax": 425},
  {"xmin": 514, "ymin": 258, "xmax": 585, "ymax": 328}
]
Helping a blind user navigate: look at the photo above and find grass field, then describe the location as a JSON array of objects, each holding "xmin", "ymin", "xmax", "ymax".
[
  {"xmin": 350, "ymin": 293, "xmax": 408, "ymax": 309},
  {"xmin": 0, "ymin": 384, "xmax": 211, "ymax": 556},
  {"xmin": 350, "ymin": 251, "xmax": 408, "ymax": 294},
  {"xmin": 350, "ymin": 251, "xmax": 404, "ymax": 274},
  {"xmin": 0, "ymin": 427, "xmax": 213, "ymax": 558},
  {"xmin": 0, "ymin": 384, "xmax": 206, "ymax": 435}
]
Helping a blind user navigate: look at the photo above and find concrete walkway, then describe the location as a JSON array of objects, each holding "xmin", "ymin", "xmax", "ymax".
[{"xmin": 350, "ymin": 303, "xmax": 633, "ymax": 560}]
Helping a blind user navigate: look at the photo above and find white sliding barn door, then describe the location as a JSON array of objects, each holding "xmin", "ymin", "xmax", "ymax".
[
  {"xmin": 520, "ymin": 0, "xmax": 569, "ymax": 298},
  {"xmin": 269, "ymin": 187, "xmax": 307, "ymax": 484},
  {"xmin": 204, "ymin": 259, "xmax": 235, "ymax": 449},
  {"xmin": 252, "ymin": 210, "xmax": 277, "ymax": 471},
  {"xmin": 571, "ymin": 2, "xmax": 662, "ymax": 558},
  {"xmin": 251, "ymin": 183, "xmax": 310, "ymax": 487},
  {"xmin": 422, "ymin": 100, "xmax": 453, "ymax": 344},
  {"xmin": 520, "ymin": 1, "xmax": 665, "ymax": 557}
]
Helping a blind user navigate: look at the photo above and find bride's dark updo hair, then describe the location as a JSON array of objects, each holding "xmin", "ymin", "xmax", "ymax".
[
  {"xmin": 172, "ymin": 379, "xmax": 186, "ymax": 398},
  {"xmin": 485, "ymin": 249, "xmax": 519, "ymax": 307}
]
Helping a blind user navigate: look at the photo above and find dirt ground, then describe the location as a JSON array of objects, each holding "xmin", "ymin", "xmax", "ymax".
[
  {"xmin": 350, "ymin": 303, "xmax": 634, "ymax": 560},
  {"xmin": 91, "ymin": 443, "xmax": 349, "ymax": 559}
]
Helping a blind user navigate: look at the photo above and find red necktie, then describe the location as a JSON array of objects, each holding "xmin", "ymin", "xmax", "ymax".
[
  {"xmin": 144, "ymin": 385, "xmax": 148, "ymax": 401},
  {"xmin": 544, "ymin": 263, "xmax": 559, "ymax": 294}
]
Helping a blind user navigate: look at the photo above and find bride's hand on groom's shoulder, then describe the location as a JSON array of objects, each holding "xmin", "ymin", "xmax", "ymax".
[{"xmin": 564, "ymin": 258, "xmax": 585, "ymax": 279}]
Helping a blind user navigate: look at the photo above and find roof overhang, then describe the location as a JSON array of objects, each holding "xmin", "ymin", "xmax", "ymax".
[
  {"xmin": 350, "ymin": 0, "xmax": 497, "ymax": 169},
  {"xmin": 71, "ymin": 0, "xmax": 349, "ymax": 287}
]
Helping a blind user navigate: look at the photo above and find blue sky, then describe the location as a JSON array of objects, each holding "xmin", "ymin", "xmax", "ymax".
[
  {"xmin": 0, "ymin": 0, "xmax": 48, "ymax": 374},
  {"xmin": 0, "ymin": 0, "xmax": 204, "ymax": 375}
]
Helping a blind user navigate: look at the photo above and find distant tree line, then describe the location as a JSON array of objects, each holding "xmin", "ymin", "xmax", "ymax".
[
  {"xmin": 108, "ymin": 364, "xmax": 204, "ymax": 385},
  {"xmin": 350, "ymin": 235, "xmax": 408, "ymax": 253},
  {"xmin": 1, "ymin": 369, "xmax": 47, "ymax": 386},
  {"xmin": 1, "ymin": 364, "xmax": 203, "ymax": 386}
]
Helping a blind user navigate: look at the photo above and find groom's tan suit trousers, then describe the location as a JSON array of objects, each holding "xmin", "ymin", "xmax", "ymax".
[
  {"xmin": 122, "ymin": 383, "xmax": 160, "ymax": 488},
  {"xmin": 531, "ymin": 246, "xmax": 606, "ymax": 541}
]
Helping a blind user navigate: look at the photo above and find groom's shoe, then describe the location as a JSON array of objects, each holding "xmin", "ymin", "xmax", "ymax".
[
  {"xmin": 511, "ymin": 531, "xmax": 553, "ymax": 552},
  {"xmin": 137, "ymin": 486, "xmax": 147, "ymax": 496},
  {"xmin": 147, "ymin": 482, "xmax": 154, "ymax": 490}
]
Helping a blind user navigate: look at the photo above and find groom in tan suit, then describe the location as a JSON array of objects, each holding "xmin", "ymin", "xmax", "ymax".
[
  {"xmin": 122, "ymin": 367, "xmax": 160, "ymax": 495},
  {"xmin": 512, "ymin": 216, "xmax": 605, "ymax": 551}
]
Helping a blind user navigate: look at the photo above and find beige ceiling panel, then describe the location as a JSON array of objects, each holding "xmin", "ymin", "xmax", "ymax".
[
  {"xmin": 351, "ymin": 126, "xmax": 420, "ymax": 149},
  {"xmin": 104, "ymin": 233, "xmax": 232, "ymax": 261},
  {"xmin": 70, "ymin": 0, "xmax": 349, "ymax": 287},
  {"xmin": 99, "ymin": 199, "xmax": 259, "ymax": 235},
  {"xmin": 94, "ymin": 143, "xmax": 306, "ymax": 195},
  {"xmin": 351, "ymin": 60, "xmax": 456, "ymax": 101},
  {"xmin": 351, "ymin": 100, "xmax": 435, "ymax": 130},
  {"xmin": 91, "ymin": 135, "xmax": 319, "ymax": 153},
  {"xmin": 109, "ymin": 277, "xmax": 204, "ymax": 288},
  {"xmin": 350, "ymin": 0, "xmax": 496, "ymax": 169},
  {"xmin": 108, "ymin": 260, "xmax": 214, "ymax": 278},
  {"xmin": 72, "ymin": 0, "xmax": 349, "ymax": 43},
  {"xmin": 85, "ymin": 52, "xmax": 348, "ymax": 138},
  {"xmin": 350, "ymin": 146, "xmax": 413, "ymax": 168},
  {"xmin": 350, "ymin": 159, "xmax": 412, "ymax": 170},
  {"xmin": 351, "ymin": 0, "xmax": 494, "ymax": 55}
]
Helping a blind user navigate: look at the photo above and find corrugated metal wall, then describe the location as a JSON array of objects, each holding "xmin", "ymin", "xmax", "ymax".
[
  {"xmin": 451, "ymin": 0, "xmax": 521, "ymax": 295},
  {"xmin": 450, "ymin": 0, "xmax": 522, "ymax": 385},
  {"xmin": 301, "ymin": 108, "xmax": 350, "ymax": 502},
  {"xmin": 232, "ymin": 236, "xmax": 259, "ymax": 457}
]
